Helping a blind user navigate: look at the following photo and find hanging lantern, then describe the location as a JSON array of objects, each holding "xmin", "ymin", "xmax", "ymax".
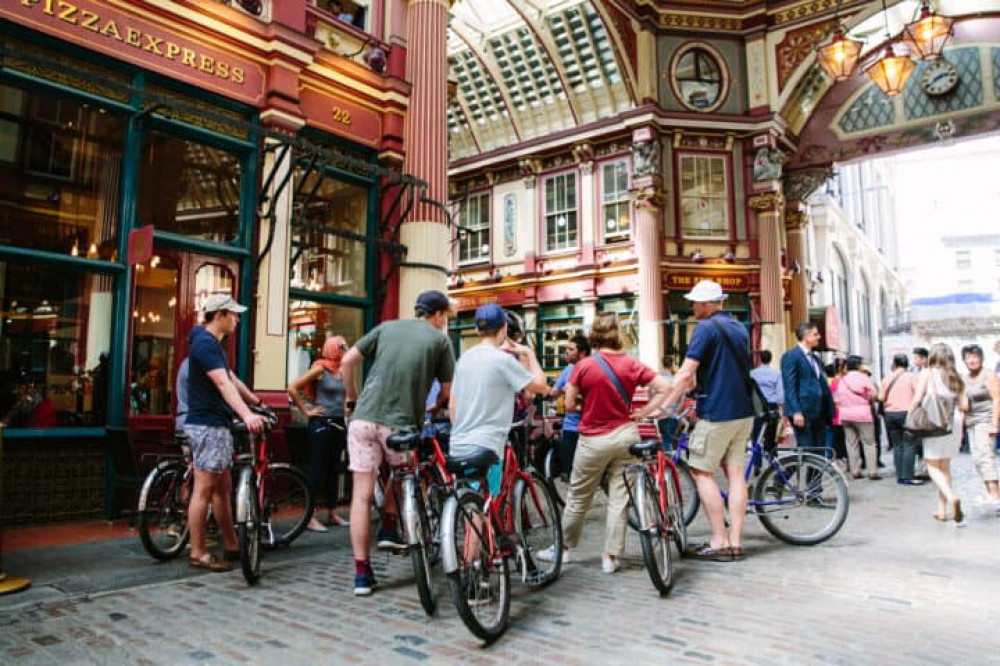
[
  {"xmin": 865, "ymin": 44, "xmax": 916, "ymax": 96},
  {"xmin": 902, "ymin": 1, "xmax": 954, "ymax": 60},
  {"xmin": 817, "ymin": 25, "xmax": 864, "ymax": 81}
]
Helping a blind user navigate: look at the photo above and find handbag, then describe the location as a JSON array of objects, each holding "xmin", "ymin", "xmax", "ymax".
[
  {"xmin": 710, "ymin": 320, "xmax": 777, "ymax": 420},
  {"xmin": 903, "ymin": 372, "xmax": 954, "ymax": 437}
]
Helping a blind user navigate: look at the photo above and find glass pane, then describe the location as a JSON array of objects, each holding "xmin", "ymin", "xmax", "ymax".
[
  {"xmin": 130, "ymin": 256, "xmax": 179, "ymax": 417},
  {"xmin": 676, "ymin": 48, "xmax": 722, "ymax": 110},
  {"xmin": 0, "ymin": 261, "xmax": 113, "ymax": 427},
  {"xmin": 137, "ymin": 132, "xmax": 241, "ymax": 243},
  {"xmin": 193, "ymin": 264, "xmax": 235, "ymax": 310},
  {"xmin": 0, "ymin": 83, "xmax": 125, "ymax": 260},
  {"xmin": 291, "ymin": 171, "xmax": 368, "ymax": 298},
  {"xmin": 287, "ymin": 301, "xmax": 365, "ymax": 381}
]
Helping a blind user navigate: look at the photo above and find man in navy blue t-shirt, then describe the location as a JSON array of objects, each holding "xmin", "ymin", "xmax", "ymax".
[
  {"xmin": 659, "ymin": 280, "xmax": 753, "ymax": 562},
  {"xmin": 184, "ymin": 294, "xmax": 267, "ymax": 572}
]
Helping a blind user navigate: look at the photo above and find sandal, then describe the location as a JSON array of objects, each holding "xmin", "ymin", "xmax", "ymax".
[
  {"xmin": 932, "ymin": 513, "xmax": 948, "ymax": 522},
  {"xmin": 328, "ymin": 513, "xmax": 350, "ymax": 527},
  {"xmin": 730, "ymin": 547, "xmax": 745, "ymax": 561},
  {"xmin": 952, "ymin": 499, "xmax": 964, "ymax": 524},
  {"xmin": 684, "ymin": 543, "xmax": 734, "ymax": 562},
  {"xmin": 188, "ymin": 554, "xmax": 231, "ymax": 572}
]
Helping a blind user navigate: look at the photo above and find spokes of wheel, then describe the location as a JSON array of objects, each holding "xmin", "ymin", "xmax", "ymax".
[
  {"xmin": 239, "ymin": 483, "xmax": 261, "ymax": 585},
  {"xmin": 513, "ymin": 471, "xmax": 563, "ymax": 588},
  {"xmin": 447, "ymin": 493, "xmax": 511, "ymax": 643},
  {"xmin": 411, "ymin": 483, "xmax": 437, "ymax": 616},
  {"xmin": 752, "ymin": 454, "xmax": 849, "ymax": 546},
  {"xmin": 636, "ymin": 472, "xmax": 674, "ymax": 596},
  {"xmin": 264, "ymin": 465, "xmax": 313, "ymax": 548},
  {"xmin": 665, "ymin": 471, "xmax": 688, "ymax": 555},
  {"xmin": 138, "ymin": 464, "xmax": 191, "ymax": 560}
]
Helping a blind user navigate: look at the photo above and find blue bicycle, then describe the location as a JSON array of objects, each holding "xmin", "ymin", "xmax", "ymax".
[{"xmin": 659, "ymin": 406, "xmax": 849, "ymax": 546}]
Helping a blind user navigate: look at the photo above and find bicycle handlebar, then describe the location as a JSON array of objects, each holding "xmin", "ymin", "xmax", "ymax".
[{"xmin": 231, "ymin": 404, "xmax": 278, "ymax": 433}]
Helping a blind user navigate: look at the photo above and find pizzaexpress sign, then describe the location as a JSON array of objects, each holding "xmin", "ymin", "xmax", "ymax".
[{"xmin": 7, "ymin": 0, "xmax": 265, "ymax": 104}]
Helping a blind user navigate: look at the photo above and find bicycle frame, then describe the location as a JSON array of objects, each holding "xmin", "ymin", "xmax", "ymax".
[
  {"xmin": 623, "ymin": 446, "xmax": 682, "ymax": 530},
  {"xmin": 234, "ymin": 427, "xmax": 274, "ymax": 542}
]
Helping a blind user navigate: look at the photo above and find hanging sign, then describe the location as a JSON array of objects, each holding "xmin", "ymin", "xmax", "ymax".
[{"xmin": 127, "ymin": 225, "xmax": 154, "ymax": 266}]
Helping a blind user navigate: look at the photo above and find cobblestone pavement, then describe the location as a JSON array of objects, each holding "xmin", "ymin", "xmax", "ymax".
[{"xmin": 3, "ymin": 452, "xmax": 1000, "ymax": 665}]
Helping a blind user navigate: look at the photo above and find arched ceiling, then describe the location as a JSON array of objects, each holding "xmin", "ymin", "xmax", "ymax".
[{"xmin": 447, "ymin": 0, "xmax": 636, "ymax": 161}]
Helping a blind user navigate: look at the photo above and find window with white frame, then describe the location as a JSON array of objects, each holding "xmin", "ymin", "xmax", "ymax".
[
  {"xmin": 679, "ymin": 154, "xmax": 728, "ymax": 238},
  {"xmin": 457, "ymin": 193, "xmax": 490, "ymax": 264},
  {"xmin": 544, "ymin": 172, "xmax": 578, "ymax": 252},
  {"xmin": 956, "ymin": 250, "xmax": 971, "ymax": 269},
  {"xmin": 601, "ymin": 159, "xmax": 630, "ymax": 242}
]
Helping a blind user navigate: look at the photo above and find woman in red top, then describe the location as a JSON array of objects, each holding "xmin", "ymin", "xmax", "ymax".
[{"xmin": 538, "ymin": 313, "xmax": 671, "ymax": 574}]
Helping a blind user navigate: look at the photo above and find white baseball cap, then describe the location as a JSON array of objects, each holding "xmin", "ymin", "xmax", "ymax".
[
  {"xmin": 683, "ymin": 280, "xmax": 727, "ymax": 303},
  {"xmin": 201, "ymin": 293, "xmax": 247, "ymax": 314}
]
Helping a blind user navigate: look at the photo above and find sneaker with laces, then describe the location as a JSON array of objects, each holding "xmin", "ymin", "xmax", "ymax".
[
  {"xmin": 536, "ymin": 546, "xmax": 571, "ymax": 563},
  {"xmin": 376, "ymin": 529, "xmax": 407, "ymax": 552},
  {"xmin": 601, "ymin": 554, "xmax": 621, "ymax": 574},
  {"xmin": 354, "ymin": 572, "xmax": 376, "ymax": 596}
]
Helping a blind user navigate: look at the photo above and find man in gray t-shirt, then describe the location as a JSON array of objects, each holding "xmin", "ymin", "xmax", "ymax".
[{"xmin": 450, "ymin": 303, "xmax": 548, "ymax": 494}]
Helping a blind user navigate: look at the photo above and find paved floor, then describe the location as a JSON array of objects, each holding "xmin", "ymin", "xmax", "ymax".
[{"xmin": 2, "ymin": 452, "xmax": 1000, "ymax": 665}]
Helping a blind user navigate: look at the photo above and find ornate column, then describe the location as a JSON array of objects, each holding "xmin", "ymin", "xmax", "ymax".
[
  {"xmin": 630, "ymin": 129, "xmax": 665, "ymax": 368},
  {"xmin": 785, "ymin": 203, "xmax": 810, "ymax": 328},
  {"xmin": 749, "ymin": 189, "xmax": 785, "ymax": 354},
  {"xmin": 399, "ymin": 0, "xmax": 453, "ymax": 314}
]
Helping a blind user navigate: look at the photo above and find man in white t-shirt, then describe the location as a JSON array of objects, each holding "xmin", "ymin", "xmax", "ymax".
[{"xmin": 449, "ymin": 303, "xmax": 548, "ymax": 494}]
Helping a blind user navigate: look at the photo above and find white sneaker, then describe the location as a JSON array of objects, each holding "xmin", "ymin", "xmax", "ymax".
[
  {"xmin": 601, "ymin": 554, "xmax": 621, "ymax": 574},
  {"xmin": 536, "ymin": 546, "xmax": 572, "ymax": 563}
]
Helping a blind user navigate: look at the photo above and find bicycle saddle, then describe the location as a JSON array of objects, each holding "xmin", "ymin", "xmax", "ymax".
[
  {"xmin": 445, "ymin": 449, "xmax": 499, "ymax": 476},
  {"xmin": 628, "ymin": 440, "xmax": 660, "ymax": 457},
  {"xmin": 386, "ymin": 430, "xmax": 422, "ymax": 451}
]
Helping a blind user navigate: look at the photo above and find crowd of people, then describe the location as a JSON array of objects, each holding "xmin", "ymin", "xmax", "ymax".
[{"xmin": 175, "ymin": 280, "xmax": 1000, "ymax": 586}]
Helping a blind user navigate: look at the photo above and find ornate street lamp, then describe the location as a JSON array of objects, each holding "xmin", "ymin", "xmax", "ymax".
[
  {"xmin": 818, "ymin": 25, "xmax": 864, "ymax": 81},
  {"xmin": 865, "ymin": 43, "xmax": 916, "ymax": 96},
  {"xmin": 902, "ymin": 1, "xmax": 954, "ymax": 60}
]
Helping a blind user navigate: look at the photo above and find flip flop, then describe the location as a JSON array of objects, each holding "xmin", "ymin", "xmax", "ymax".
[
  {"xmin": 730, "ymin": 547, "xmax": 745, "ymax": 561},
  {"xmin": 932, "ymin": 513, "xmax": 948, "ymax": 522},
  {"xmin": 684, "ymin": 543, "xmax": 734, "ymax": 562},
  {"xmin": 188, "ymin": 554, "xmax": 231, "ymax": 572}
]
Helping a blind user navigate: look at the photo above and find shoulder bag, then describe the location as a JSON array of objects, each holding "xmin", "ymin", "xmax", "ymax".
[
  {"xmin": 903, "ymin": 372, "xmax": 954, "ymax": 437},
  {"xmin": 876, "ymin": 372, "xmax": 904, "ymax": 417},
  {"xmin": 592, "ymin": 353, "xmax": 631, "ymax": 410},
  {"xmin": 709, "ymin": 320, "xmax": 776, "ymax": 420}
]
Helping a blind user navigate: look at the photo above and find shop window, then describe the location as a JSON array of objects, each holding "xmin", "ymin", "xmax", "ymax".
[
  {"xmin": 457, "ymin": 193, "xmax": 490, "ymax": 264},
  {"xmin": 291, "ymin": 170, "xmax": 369, "ymax": 298},
  {"xmin": 130, "ymin": 256, "xmax": 180, "ymax": 417},
  {"xmin": 448, "ymin": 312, "xmax": 479, "ymax": 358},
  {"xmin": 601, "ymin": 159, "xmax": 630, "ymax": 243},
  {"xmin": 287, "ymin": 301, "xmax": 365, "ymax": 382},
  {"xmin": 679, "ymin": 154, "xmax": 728, "ymax": 239},
  {"xmin": 137, "ymin": 132, "xmax": 241, "ymax": 243},
  {"xmin": 0, "ymin": 83, "xmax": 125, "ymax": 260},
  {"xmin": 544, "ymin": 172, "xmax": 578, "ymax": 252},
  {"xmin": 537, "ymin": 303, "xmax": 584, "ymax": 371},
  {"xmin": 597, "ymin": 296, "xmax": 638, "ymax": 358},
  {"xmin": 0, "ymin": 261, "xmax": 113, "ymax": 428}
]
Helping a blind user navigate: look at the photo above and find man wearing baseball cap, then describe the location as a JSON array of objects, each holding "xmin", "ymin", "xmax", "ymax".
[
  {"xmin": 658, "ymin": 280, "xmax": 754, "ymax": 562},
  {"xmin": 341, "ymin": 289, "xmax": 456, "ymax": 596},
  {"xmin": 449, "ymin": 303, "xmax": 548, "ymax": 495},
  {"xmin": 184, "ymin": 293, "xmax": 267, "ymax": 572}
]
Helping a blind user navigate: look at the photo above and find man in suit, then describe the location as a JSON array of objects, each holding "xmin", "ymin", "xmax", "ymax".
[{"xmin": 781, "ymin": 322, "xmax": 834, "ymax": 449}]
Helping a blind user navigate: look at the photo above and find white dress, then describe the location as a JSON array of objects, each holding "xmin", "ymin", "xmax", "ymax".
[{"xmin": 921, "ymin": 369, "xmax": 962, "ymax": 461}]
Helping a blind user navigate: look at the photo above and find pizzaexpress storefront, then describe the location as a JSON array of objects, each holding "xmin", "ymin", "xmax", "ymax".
[{"xmin": 0, "ymin": 1, "xmax": 410, "ymax": 525}]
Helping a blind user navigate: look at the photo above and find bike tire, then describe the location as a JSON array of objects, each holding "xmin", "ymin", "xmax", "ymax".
[
  {"xmin": 264, "ymin": 464, "xmax": 313, "ymax": 548},
  {"xmin": 409, "ymin": 479, "xmax": 437, "ymax": 616},
  {"xmin": 239, "ymin": 479, "xmax": 262, "ymax": 584},
  {"xmin": 446, "ymin": 492, "xmax": 511, "ymax": 644},
  {"xmin": 138, "ymin": 463, "xmax": 190, "ymax": 561},
  {"xmin": 635, "ymin": 471, "xmax": 674, "ymax": 596},
  {"xmin": 513, "ymin": 470, "xmax": 563, "ymax": 588},
  {"xmin": 677, "ymin": 459, "xmax": 700, "ymax": 526},
  {"xmin": 543, "ymin": 448, "xmax": 566, "ymax": 509},
  {"xmin": 665, "ymin": 466, "xmax": 688, "ymax": 555},
  {"xmin": 752, "ymin": 453, "xmax": 849, "ymax": 546}
]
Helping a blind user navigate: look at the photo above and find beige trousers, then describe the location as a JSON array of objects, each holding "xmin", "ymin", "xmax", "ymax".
[
  {"xmin": 562, "ymin": 422, "xmax": 639, "ymax": 557},
  {"xmin": 843, "ymin": 421, "xmax": 877, "ymax": 476}
]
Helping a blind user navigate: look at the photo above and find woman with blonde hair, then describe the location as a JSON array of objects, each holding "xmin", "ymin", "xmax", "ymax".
[
  {"xmin": 289, "ymin": 335, "xmax": 350, "ymax": 531},
  {"xmin": 538, "ymin": 312, "xmax": 672, "ymax": 573},
  {"xmin": 911, "ymin": 343, "xmax": 967, "ymax": 524}
]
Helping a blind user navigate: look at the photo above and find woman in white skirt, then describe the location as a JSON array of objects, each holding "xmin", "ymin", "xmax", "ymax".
[{"xmin": 910, "ymin": 343, "xmax": 967, "ymax": 524}]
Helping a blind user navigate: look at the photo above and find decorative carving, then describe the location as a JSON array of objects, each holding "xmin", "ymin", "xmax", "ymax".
[
  {"xmin": 659, "ymin": 14, "xmax": 742, "ymax": 32},
  {"xmin": 785, "ymin": 209, "xmax": 810, "ymax": 230},
  {"xmin": 519, "ymin": 158, "xmax": 540, "ymax": 189},
  {"xmin": 573, "ymin": 143, "xmax": 595, "ymax": 174},
  {"xmin": 748, "ymin": 192, "xmax": 786, "ymax": 213},
  {"xmin": 753, "ymin": 147, "xmax": 786, "ymax": 182},
  {"xmin": 776, "ymin": 21, "xmax": 834, "ymax": 93},
  {"xmin": 673, "ymin": 131, "xmax": 733, "ymax": 151},
  {"xmin": 783, "ymin": 166, "xmax": 834, "ymax": 202},
  {"xmin": 631, "ymin": 186, "xmax": 665, "ymax": 210},
  {"xmin": 631, "ymin": 140, "xmax": 661, "ymax": 178},
  {"xmin": 773, "ymin": 0, "xmax": 844, "ymax": 26},
  {"xmin": 503, "ymin": 193, "xmax": 517, "ymax": 257}
]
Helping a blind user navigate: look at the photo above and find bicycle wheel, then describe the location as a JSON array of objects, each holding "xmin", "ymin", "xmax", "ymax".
[
  {"xmin": 542, "ymin": 448, "xmax": 566, "ymax": 508},
  {"xmin": 446, "ymin": 492, "xmax": 511, "ymax": 644},
  {"xmin": 513, "ymin": 470, "xmax": 563, "ymax": 588},
  {"xmin": 634, "ymin": 471, "xmax": 674, "ymax": 596},
  {"xmin": 676, "ymin": 459, "xmax": 700, "ymax": 526},
  {"xmin": 752, "ymin": 453, "xmax": 849, "ymax": 546},
  {"xmin": 664, "ymin": 467, "xmax": 688, "ymax": 555},
  {"xmin": 239, "ymin": 478, "xmax": 262, "ymax": 584},
  {"xmin": 263, "ymin": 464, "xmax": 313, "ymax": 548},
  {"xmin": 407, "ymin": 477, "xmax": 437, "ymax": 616},
  {"xmin": 138, "ymin": 463, "xmax": 190, "ymax": 561}
]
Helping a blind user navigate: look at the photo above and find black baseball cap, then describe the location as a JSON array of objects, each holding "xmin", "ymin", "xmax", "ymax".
[{"xmin": 415, "ymin": 290, "xmax": 455, "ymax": 316}]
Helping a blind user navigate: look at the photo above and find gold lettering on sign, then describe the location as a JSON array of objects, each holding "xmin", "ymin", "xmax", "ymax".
[
  {"xmin": 14, "ymin": 0, "xmax": 250, "ymax": 87},
  {"xmin": 331, "ymin": 106, "xmax": 352, "ymax": 125}
]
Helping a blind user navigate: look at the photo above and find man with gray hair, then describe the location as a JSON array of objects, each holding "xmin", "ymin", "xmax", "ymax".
[{"xmin": 659, "ymin": 280, "xmax": 753, "ymax": 561}]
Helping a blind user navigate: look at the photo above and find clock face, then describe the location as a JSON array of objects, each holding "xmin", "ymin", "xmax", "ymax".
[{"xmin": 919, "ymin": 59, "xmax": 959, "ymax": 97}]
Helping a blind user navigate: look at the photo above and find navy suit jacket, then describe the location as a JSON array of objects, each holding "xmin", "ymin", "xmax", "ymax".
[{"xmin": 780, "ymin": 346, "xmax": 834, "ymax": 424}]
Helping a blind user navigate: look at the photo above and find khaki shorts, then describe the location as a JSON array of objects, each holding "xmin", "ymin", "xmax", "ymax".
[
  {"xmin": 347, "ymin": 419, "xmax": 409, "ymax": 472},
  {"xmin": 687, "ymin": 417, "xmax": 753, "ymax": 472}
]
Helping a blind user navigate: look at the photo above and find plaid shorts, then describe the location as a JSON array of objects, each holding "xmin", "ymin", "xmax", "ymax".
[{"xmin": 183, "ymin": 425, "xmax": 234, "ymax": 473}]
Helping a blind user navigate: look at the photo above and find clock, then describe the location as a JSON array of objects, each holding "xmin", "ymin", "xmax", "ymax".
[{"xmin": 919, "ymin": 59, "xmax": 959, "ymax": 97}]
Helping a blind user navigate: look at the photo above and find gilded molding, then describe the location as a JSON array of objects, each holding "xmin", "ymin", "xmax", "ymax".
[
  {"xmin": 748, "ymin": 191, "xmax": 785, "ymax": 213},
  {"xmin": 631, "ymin": 186, "xmax": 665, "ymax": 210},
  {"xmin": 785, "ymin": 209, "xmax": 810, "ymax": 230}
]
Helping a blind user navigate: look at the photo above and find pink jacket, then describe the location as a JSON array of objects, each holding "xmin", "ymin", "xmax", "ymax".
[{"xmin": 835, "ymin": 371, "xmax": 875, "ymax": 423}]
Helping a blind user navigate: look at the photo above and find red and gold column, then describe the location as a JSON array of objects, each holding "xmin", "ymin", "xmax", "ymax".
[
  {"xmin": 630, "ymin": 141, "xmax": 665, "ymax": 368},
  {"xmin": 749, "ymin": 190, "xmax": 786, "ymax": 354},
  {"xmin": 399, "ymin": 0, "xmax": 453, "ymax": 313},
  {"xmin": 785, "ymin": 203, "xmax": 810, "ymax": 332}
]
